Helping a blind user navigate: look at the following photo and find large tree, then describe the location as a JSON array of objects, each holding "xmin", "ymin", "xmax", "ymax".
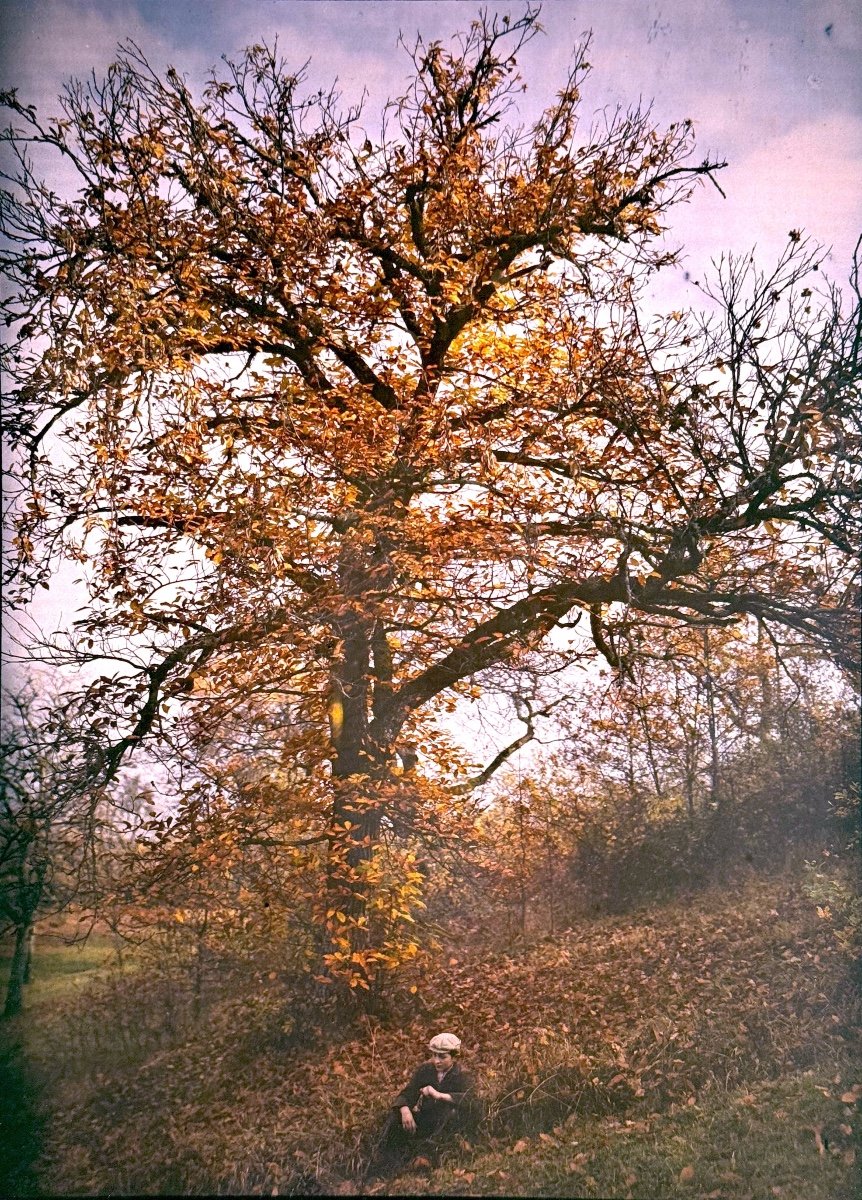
[{"xmin": 2, "ymin": 11, "xmax": 860, "ymax": 985}]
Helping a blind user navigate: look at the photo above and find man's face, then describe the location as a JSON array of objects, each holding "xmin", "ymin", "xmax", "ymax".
[{"xmin": 430, "ymin": 1050, "xmax": 453, "ymax": 1069}]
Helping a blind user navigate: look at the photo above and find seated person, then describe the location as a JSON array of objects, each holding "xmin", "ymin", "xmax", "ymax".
[
  {"xmin": 370, "ymin": 1032, "xmax": 476, "ymax": 1173},
  {"xmin": 394, "ymin": 1031, "xmax": 475, "ymax": 1138}
]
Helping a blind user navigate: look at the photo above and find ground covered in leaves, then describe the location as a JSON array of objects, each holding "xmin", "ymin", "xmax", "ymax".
[{"xmin": 6, "ymin": 866, "xmax": 861, "ymax": 1197}]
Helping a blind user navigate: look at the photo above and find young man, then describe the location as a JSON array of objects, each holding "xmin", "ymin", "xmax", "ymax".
[
  {"xmin": 369, "ymin": 1032, "xmax": 475, "ymax": 1175},
  {"xmin": 393, "ymin": 1032, "xmax": 474, "ymax": 1138}
]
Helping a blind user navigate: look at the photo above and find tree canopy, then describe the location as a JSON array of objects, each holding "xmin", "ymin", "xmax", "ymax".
[{"xmin": 2, "ymin": 9, "xmax": 860, "ymax": 988}]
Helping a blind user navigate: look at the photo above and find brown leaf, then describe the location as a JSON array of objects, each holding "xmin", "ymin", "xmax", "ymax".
[{"xmin": 679, "ymin": 1165, "xmax": 695, "ymax": 1184}]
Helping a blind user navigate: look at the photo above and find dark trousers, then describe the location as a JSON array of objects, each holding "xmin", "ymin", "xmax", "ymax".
[{"xmin": 367, "ymin": 1106, "xmax": 456, "ymax": 1176}]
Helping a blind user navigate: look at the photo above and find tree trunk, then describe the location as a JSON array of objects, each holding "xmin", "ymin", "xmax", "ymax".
[
  {"xmin": 702, "ymin": 628, "xmax": 721, "ymax": 809},
  {"xmin": 325, "ymin": 607, "xmax": 377, "ymax": 916},
  {"xmin": 637, "ymin": 704, "xmax": 664, "ymax": 798},
  {"xmin": 545, "ymin": 837, "xmax": 556, "ymax": 935},
  {"xmin": 756, "ymin": 618, "xmax": 774, "ymax": 741},
  {"xmin": 22, "ymin": 927, "xmax": 34, "ymax": 984},
  {"xmin": 684, "ymin": 750, "xmax": 696, "ymax": 822},
  {"xmin": 3, "ymin": 919, "xmax": 34, "ymax": 1020},
  {"xmin": 516, "ymin": 786, "xmax": 528, "ymax": 938},
  {"xmin": 192, "ymin": 908, "xmax": 209, "ymax": 1021}
]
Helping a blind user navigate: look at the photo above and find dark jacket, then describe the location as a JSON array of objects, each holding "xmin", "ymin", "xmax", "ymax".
[{"xmin": 392, "ymin": 1060, "xmax": 475, "ymax": 1133}]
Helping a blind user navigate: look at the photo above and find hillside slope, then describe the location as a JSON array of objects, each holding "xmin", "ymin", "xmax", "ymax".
[{"xmin": 18, "ymin": 867, "xmax": 862, "ymax": 1197}]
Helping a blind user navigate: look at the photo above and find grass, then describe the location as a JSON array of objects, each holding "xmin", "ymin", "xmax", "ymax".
[
  {"xmin": 0, "ymin": 933, "xmax": 125, "ymax": 1010},
  {"xmin": 385, "ymin": 1074, "xmax": 860, "ymax": 1198},
  {"xmin": 0, "ymin": 931, "xmax": 132, "ymax": 1196},
  {"xmin": 5, "ymin": 867, "xmax": 861, "ymax": 1197}
]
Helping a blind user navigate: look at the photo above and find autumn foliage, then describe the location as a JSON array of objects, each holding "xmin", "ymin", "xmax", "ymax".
[
  {"xmin": 2, "ymin": 9, "xmax": 860, "ymax": 992},
  {"xmin": 10, "ymin": 865, "xmax": 859, "ymax": 1196}
]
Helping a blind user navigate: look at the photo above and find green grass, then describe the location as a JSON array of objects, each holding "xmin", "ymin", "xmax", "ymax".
[
  {"xmin": 0, "ymin": 934, "xmax": 146, "ymax": 1197},
  {"xmin": 385, "ymin": 1073, "xmax": 859, "ymax": 1198},
  {"xmin": 0, "ymin": 935, "xmax": 126, "ymax": 1010}
]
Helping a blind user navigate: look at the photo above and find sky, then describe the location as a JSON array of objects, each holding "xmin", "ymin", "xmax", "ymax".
[
  {"xmin": 1, "ymin": 0, "xmax": 859, "ymax": 275},
  {"xmin": 1, "ymin": 0, "xmax": 860, "ymax": 689}
]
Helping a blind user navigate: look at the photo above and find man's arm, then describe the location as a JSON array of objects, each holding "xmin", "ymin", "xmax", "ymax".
[
  {"xmin": 419, "ymin": 1085, "xmax": 455, "ymax": 1102},
  {"xmin": 393, "ymin": 1066, "xmax": 427, "ymax": 1132},
  {"xmin": 393, "ymin": 1066, "xmax": 426, "ymax": 1111},
  {"xmin": 420, "ymin": 1069, "xmax": 474, "ymax": 1106}
]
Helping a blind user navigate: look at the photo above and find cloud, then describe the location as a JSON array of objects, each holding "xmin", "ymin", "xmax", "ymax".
[
  {"xmin": 672, "ymin": 112, "xmax": 862, "ymax": 275},
  {"xmin": 1, "ymin": 1, "xmax": 163, "ymax": 109},
  {"xmin": 2, "ymin": 1, "xmax": 857, "ymax": 275},
  {"xmin": 206, "ymin": 1, "xmax": 498, "ymax": 129}
]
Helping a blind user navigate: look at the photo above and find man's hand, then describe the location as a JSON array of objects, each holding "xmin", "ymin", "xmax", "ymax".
[
  {"xmin": 420, "ymin": 1085, "xmax": 449, "ymax": 1102},
  {"xmin": 400, "ymin": 1104, "xmax": 416, "ymax": 1133}
]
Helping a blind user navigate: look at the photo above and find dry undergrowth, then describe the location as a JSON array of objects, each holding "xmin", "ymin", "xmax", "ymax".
[{"xmin": 18, "ymin": 868, "xmax": 862, "ymax": 1196}]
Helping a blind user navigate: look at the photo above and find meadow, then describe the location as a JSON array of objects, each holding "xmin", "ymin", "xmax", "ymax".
[{"xmin": 2, "ymin": 863, "xmax": 859, "ymax": 1198}]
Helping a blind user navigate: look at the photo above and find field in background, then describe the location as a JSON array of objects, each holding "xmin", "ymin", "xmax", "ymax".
[{"xmin": 0, "ymin": 932, "xmax": 126, "ymax": 1010}]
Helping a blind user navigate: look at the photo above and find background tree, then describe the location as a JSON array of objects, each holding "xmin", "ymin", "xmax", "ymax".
[
  {"xmin": 0, "ymin": 684, "xmax": 103, "ymax": 1017},
  {"xmin": 476, "ymin": 626, "xmax": 859, "ymax": 925},
  {"xmin": 2, "ymin": 9, "xmax": 860, "ymax": 988}
]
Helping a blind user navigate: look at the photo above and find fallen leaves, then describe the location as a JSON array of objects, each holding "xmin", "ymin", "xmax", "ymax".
[{"xmin": 28, "ymin": 870, "xmax": 860, "ymax": 1199}]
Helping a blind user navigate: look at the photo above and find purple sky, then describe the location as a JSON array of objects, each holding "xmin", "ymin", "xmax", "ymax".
[
  {"xmin": 1, "ymin": 0, "xmax": 860, "ymax": 655},
  {"xmin": 1, "ymin": 0, "xmax": 860, "ymax": 276}
]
